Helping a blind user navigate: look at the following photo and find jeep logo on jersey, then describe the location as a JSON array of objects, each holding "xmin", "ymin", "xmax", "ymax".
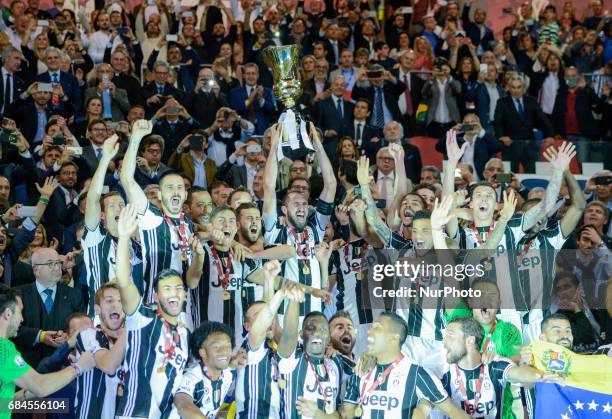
[
  {"xmin": 156, "ymin": 345, "xmax": 187, "ymax": 369},
  {"xmin": 211, "ymin": 276, "xmax": 240, "ymax": 288},
  {"xmin": 304, "ymin": 382, "xmax": 338, "ymax": 399},
  {"xmin": 463, "ymin": 400, "xmax": 495, "ymax": 416},
  {"xmin": 362, "ymin": 394, "xmax": 400, "ymax": 410},
  {"xmin": 341, "ymin": 262, "xmax": 361, "ymax": 276}
]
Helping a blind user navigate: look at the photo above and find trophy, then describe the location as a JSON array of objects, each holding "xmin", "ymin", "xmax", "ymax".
[{"xmin": 263, "ymin": 44, "xmax": 314, "ymax": 161}]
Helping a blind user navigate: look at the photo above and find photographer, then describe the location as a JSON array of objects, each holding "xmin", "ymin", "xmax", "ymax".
[
  {"xmin": 186, "ymin": 68, "xmax": 228, "ymax": 129},
  {"xmin": 168, "ymin": 131, "xmax": 217, "ymax": 190},
  {"xmin": 421, "ymin": 57, "xmax": 462, "ymax": 139},
  {"xmin": 83, "ymin": 63, "xmax": 130, "ymax": 122},
  {"xmin": 150, "ymin": 97, "xmax": 200, "ymax": 163},
  {"xmin": 142, "ymin": 60, "xmax": 183, "ymax": 118},
  {"xmin": 205, "ymin": 106, "xmax": 255, "ymax": 167}
]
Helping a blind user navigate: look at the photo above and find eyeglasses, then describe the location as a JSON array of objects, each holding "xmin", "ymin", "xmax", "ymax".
[
  {"xmin": 91, "ymin": 127, "xmax": 108, "ymax": 133},
  {"xmin": 34, "ymin": 261, "xmax": 63, "ymax": 268},
  {"xmin": 146, "ymin": 148, "xmax": 161, "ymax": 154}
]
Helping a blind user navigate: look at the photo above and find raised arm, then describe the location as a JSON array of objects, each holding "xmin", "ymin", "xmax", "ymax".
[
  {"xmin": 115, "ymin": 204, "xmax": 141, "ymax": 315},
  {"xmin": 442, "ymin": 128, "xmax": 467, "ymax": 239},
  {"xmin": 263, "ymin": 124, "xmax": 281, "ymax": 217},
  {"xmin": 248, "ymin": 261, "xmax": 284, "ymax": 350},
  {"xmin": 560, "ymin": 170, "xmax": 586, "ymax": 237},
  {"xmin": 523, "ymin": 142, "xmax": 576, "ymax": 230},
  {"xmin": 31, "ymin": 177, "xmax": 58, "ymax": 225},
  {"xmin": 357, "ymin": 156, "xmax": 391, "ymax": 246},
  {"xmin": 310, "ymin": 122, "xmax": 337, "ymax": 203},
  {"xmin": 119, "ymin": 120, "xmax": 153, "ymax": 214},
  {"xmin": 85, "ymin": 134, "xmax": 120, "ymax": 230},
  {"xmin": 93, "ymin": 328, "xmax": 127, "ymax": 375},
  {"xmin": 185, "ymin": 235, "xmax": 205, "ymax": 289},
  {"xmin": 277, "ymin": 284, "xmax": 305, "ymax": 358}
]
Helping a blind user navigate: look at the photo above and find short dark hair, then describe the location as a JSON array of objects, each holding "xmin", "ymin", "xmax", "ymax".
[
  {"xmin": 329, "ymin": 310, "xmax": 353, "ymax": 326},
  {"xmin": 100, "ymin": 191, "xmax": 123, "ymax": 212},
  {"xmin": 210, "ymin": 180, "xmax": 229, "ymax": 192},
  {"xmin": 553, "ymin": 271, "xmax": 579, "ymax": 290},
  {"xmin": 449, "ymin": 317, "xmax": 485, "ymax": 349},
  {"xmin": 140, "ymin": 135, "xmax": 165, "ymax": 155},
  {"xmin": 468, "ymin": 181, "xmax": 497, "ymax": 201},
  {"xmin": 576, "ymin": 224, "xmax": 601, "ymax": 241},
  {"xmin": 355, "ymin": 98, "xmax": 371, "ymax": 111},
  {"xmin": 236, "ymin": 202, "xmax": 259, "ymax": 218},
  {"xmin": 541, "ymin": 313, "xmax": 570, "ymax": 331},
  {"xmin": 210, "ymin": 204, "xmax": 235, "ymax": 222},
  {"xmin": 59, "ymin": 161, "xmax": 79, "ymax": 173},
  {"xmin": 0, "ymin": 284, "xmax": 20, "ymax": 316},
  {"xmin": 153, "ymin": 268, "xmax": 183, "ymax": 290},
  {"xmin": 65, "ymin": 312, "xmax": 90, "ymax": 333},
  {"xmin": 402, "ymin": 193, "xmax": 426, "ymax": 208},
  {"xmin": 412, "ymin": 210, "xmax": 432, "ymax": 222},
  {"xmin": 94, "ymin": 282, "xmax": 120, "ymax": 306},
  {"xmin": 87, "ymin": 118, "xmax": 107, "ymax": 132},
  {"xmin": 228, "ymin": 187, "xmax": 250, "ymax": 203},
  {"xmin": 379, "ymin": 311, "xmax": 408, "ymax": 346},
  {"xmin": 303, "ymin": 311, "xmax": 327, "ymax": 328},
  {"xmin": 186, "ymin": 186, "xmax": 208, "ymax": 205},
  {"xmin": 413, "ymin": 183, "xmax": 437, "ymax": 194},
  {"xmin": 158, "ymin": 171, "xmax": 182, "ymax": 187},
  {"xmin": 190, "ymin": 321, "xmax": 234, "ymax": 360}
]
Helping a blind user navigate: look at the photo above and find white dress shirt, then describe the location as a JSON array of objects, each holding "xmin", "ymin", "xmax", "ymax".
[
  {"xmin": 376, "ymin": 170, "xmax": 395, "ymax": 208},
  {"xmin": 191, "ymin": 152, "xmax": 208, "ymax": 189},
  {"xmin": 434, "ymin": 79, "xmax": 452, "ymax": 123},
  {"xmin": 245, "ymin": 162, "xmax": 258, "ymax": 193},
  {"xmin": 397, "ymin": 68, "xmax": 412, "ymax": 115},
  {"xmin": 354, "ymin": 119, "xmax": 367, "ymax": 147},
  {"xmin": 58, "ymin": 185, "xmax": 78, "ymax": 206},
  {"xmin": 35, "ymin": 281, "xmax": 57, "ymax": 304},
  {"xmin": 540, "ymin": 72, "xmax": 559, "ymax": 114}
]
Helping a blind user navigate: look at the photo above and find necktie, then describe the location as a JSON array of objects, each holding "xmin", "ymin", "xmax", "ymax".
[
  {"xmin": 43, "ymin": 289, "xmax": 53, "ymax": 314},
  {"xmin": 374, "ymin": 87, "xmax": 384, "ymax": 128},
  {"xmin": 247, "ymin": 87, "xmax": 256, "ymax": 121},
  {"xmin": 52, "ymin": 73, "xmax": 59, "ymax": 83},
  {"xmin": 4, "ymin": 73, "xmax": 11, "ymax": 112},
  {"xmin": 34, "ymin": 111, "xmax": 46, "ymax": 143},
  {"xmin": 96, "ymin": 148, "xmax": 102, "ymax": 160},
  {"xmin": 356, "ymin": 122, "xmax": 362, "ymax": 146},
  {"xmin": 157, "ymin": 85, "xmax": 164, "ymax": 95},
  {"xmin": 336, "ymin": 97, "xmax": 343, "ymax": 119},
  {"xmin": 516, "ymin": 98, "xmax": 525, "ymax": 118},
  {"xmin": 403, "ymin": 74, "xmax": 413, "ymax": 115}
]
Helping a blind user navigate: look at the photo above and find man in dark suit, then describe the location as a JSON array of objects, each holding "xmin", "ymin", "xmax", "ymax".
[
  {"xmin": 1, "ymin": 47, "xmax": 26, "ymax": 117},
  {"xmin": 473, "ymin": 63, "xmax": 506, "ymax": 131},
  {"xmin": 229, "ymin": 63, "xmax": 276, "ymax": 135},
  {"xmin": 322, "ymin": 23, "xmax": 348, "ymax": 67},
  {"xmin": 302, "ymin": 59, "xmax": 331, "ymax": 104},
  {"xmin": 225, "ymin": 138, "xmax": 264, "ymax": 192},
  {"xmin": 143, "ymin": 61, "xmax": 184, "ymax": 118},
  {"xmin": 435, "ymin": 114, "xmax": 501, "ymax": 180},
  {"xmin": 352, "ymin": 64, "xmax": 405, "ymax": 130},
  {"xmin": 79, "ymin": 119, "xmax": 109, "ymax": 178},
  {"xmin": 111, "ymin": 49, "xmax": 145, "ymax": 107},
  {"xmin": 186, "ymin": 68, "xmax": 229, "ymax": 129},
  {"xmin": 462, "ymin": 1, "xmax": 494, "ymax": 56},
  {"xmin": 6, "ymin": 83, "xmax": 75, "ymax": 144},
  {"xmin": 42, "ymin": 161, "xmax": 82, "ymax": 243},
  {"xmin": 494, "ymin": 74, "xmax": 555, "ymax": 173},
  {"xmin": 147, "ymin": 43, "xmax": 201, "ymax": 93},
  {"xmin": 83, "ymin": 63, "xmax": 130, "ymax": 121},
  {"xmin": 344, "ymin": 98, "xmax": 383, "ymax": 162},
  {"xmin": 382, "ymin": 120, "xmax": 423, "ymax": 184},
  {"xmin": 35, "ymin": 47, "xmax": 82, "ymax": 115},
  {"xmin": 390, "ymin": 50, "xmax": 424, "ymax": 136},
  {"xmin": 151, "ymin": 98, "xmax": 201, "ymax": 163},
  {"xmin": 13, "ymin": 247, "xmax": 84, "ymax": 368},
  {"xmin": 315, "ymin": 75, "xmax": 355, "ymax": 164}
]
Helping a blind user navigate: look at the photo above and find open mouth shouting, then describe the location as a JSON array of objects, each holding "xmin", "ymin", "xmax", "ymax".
[
  {"xmin": 166, "ymin": 297, "xmax": 181, "ymax": 312},
  {"xmin": 415, "ymin": 240, "xmax": 425, "ymax": 249},
  {"xmin": 171, "ymin": 195, "xmax": 181, "ymax": 207}
]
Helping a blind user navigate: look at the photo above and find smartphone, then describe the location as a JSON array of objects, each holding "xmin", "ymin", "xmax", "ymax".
[
  {"xmin": 102, "ymin": 74, "xmax": 110, "ymax": 85},
  {"xmin": 594, "ymin": 176, "xmax": 612, "ymax": 186},
  {"xmin": 107, "ymin": 122, "xmax": 120, "ymax": 130},
  {"xmin": 397, "ymin": 6, "xmax": 413, "ymax": 14},
  {"xmin": 246, "ymin": 144, "xmax": 262, "ymax": 153},
  {"xmin": 52, "ymin": 135, "xmax": 65, "ymax": 145},
  {"xmin": 460, "ymin": 124, "xmax": 474, "ymax": 132},
  {"xmin": 182, "ymin": 11, "xmax": 193, "ymax": 17},
  {"xmin": 166, "ymin": 106, "xmax": 180, "ymax": 114},
  {"xmin": 502, "ymin": 7, "xmax": 513, "ymax": 14},
  {"xmin": 223, "ymin": 111, "xmax": 230, "ymax": 121},
  {"xmin": 147, "ymin": 0, "xmax": 155, "ymax": 4},
  {"xmin": 16, "ymin": 206, "xmax": 38, "ymax": 218},
  {"xmin": 118, "ymin": 26, "xmax": 128, "ymax": 36},
  {"xmin": 166, "ymin": 34, "xmax": 178, "ymax": 42},
  {"xmin": 38, "ymin": 19, "xmax": 49, "ymax": 27},
  {"xmin": 495, "ymin": 173, "xmax": 512, "ymax": 183},
  {"xmin": 454, "ymin": 168, "xmax": 462, "ymax": 178},
  {"xmin": 366, "ymin": 70, "xmax": 383, "ymax": 78},
  {"xmin": 37, "ymin": 83, "xmax": 53, "ymax": 93},
  {"xmin": 190, "ymin": 135, "xmax": 204, "ymax": 151},
  {"xmin": 67, "ymin": 146, "xmax": 83, "ymax": 156},
  {"xmin": 479, "ymin": 63, "xmax": 488, "ymax": 73}
]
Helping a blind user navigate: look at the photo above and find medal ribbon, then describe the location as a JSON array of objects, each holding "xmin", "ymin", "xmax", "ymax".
[
  {"xmin": 357, "ymin": 354, "xmax": 404, "ymax": 407},
  {"xmin": 201, "ymin": 364, "xmax": 222, "ymax": 406},
  {"xmin": 210, "ymin": 247, "xmax": 233, "ymax": 290},
  {"xmin": 343, "ymin": 241, "xmax": 369, "ymax": 274},
  {"xmin": 156, "ymin": 308, "xmax": 180, "ymax": 367},
  {"xmin": 481, "ymin": 321, "xmax": 497, "ymax": 354},
  {"xmin": 164, "ymin": 211, "xmax": 190, "ymax": 253},
  {"xmin": 290, "ymin": 228, "xmax": 310, "ymax": 258},
  {"xmin": 455, "ymin": 364, "xmax": 485, "ymax": 415},
  {"xmin": 306, "ymin": 355, "xmax": 331, "ymax": 408}
]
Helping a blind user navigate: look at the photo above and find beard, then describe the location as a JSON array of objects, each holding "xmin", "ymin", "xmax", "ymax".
[{"xmin": 447, "ymin": 346, "xmax": 467, "ymax": 364}]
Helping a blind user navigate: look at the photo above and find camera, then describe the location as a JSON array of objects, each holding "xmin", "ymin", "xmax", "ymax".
[
  {"xmin": 460, "ymin": 124, "xmax": 475, "ymax": 132},
  {"xmin": 495, "ymin": 173, "xmax": 512, "ymax": 183},
  {"xmin": 190, "ymin": 136, "xmax": 204, "ymax": 151},
  {"xmin": 0, "ymin": 128, "xmax": 17, "ymax": 144},
  {"xmin": 594, "ymin": 176, "xmax": 612, "ymax": 186},
  {"xmin": 366, "ymin": 70, "xmax": 383, "ymax": 79}
]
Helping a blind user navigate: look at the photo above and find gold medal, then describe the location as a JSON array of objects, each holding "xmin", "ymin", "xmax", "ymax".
[
  {"xmin": 302, "ymin": 263, "xmax": 310, "ymax": 275},
  {"xmin": 117, "ymin": 384, "xmax": 124, "ymax": 397},
  {"xmin": 325, "ymin": 403, "xmax": 334, "ymax": 414},
  {"xmin": 157, "ymin": 364, "xmax": 166, "ymax": 374},
  {"xmin": 354, "ymin": 406, "xmax": 363, "ymax": 417},
  {"xmin": 180, "ymin": 250, "xmax": 188, "ymax": 262},
  {"xmin": 356, "ymin": 272, "xmax": 363, "ymax": 281},
  {"xmin": 242, "ymin": 289, "xmax": 246, "ymax": 298},
  {"xmin": 278, "ymin": 379, "xmax": 286, "ymax": 389},
  {"xmin": 223, "ymin": 290, "xmax": 231, "ymax": 300}
]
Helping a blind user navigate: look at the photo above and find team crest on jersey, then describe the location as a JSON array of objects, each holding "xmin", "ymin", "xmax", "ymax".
[
  {"xmin": 391, "ymin": 372, "xmax": 401, "ymax": 386},
  {"xmin": 540, "ymin": 349, "xmax": 571, "ymax": 376},
  {"xmin": 468, "ymin": 379, "xmax": 479, "ymax": 393},
  {"xmin": 14, "ymin": 354, "xmax": 25, "ymax": 367},
  {"xmin": 203, "ymin": 386, "xmax": 209, "ymax": 395}
]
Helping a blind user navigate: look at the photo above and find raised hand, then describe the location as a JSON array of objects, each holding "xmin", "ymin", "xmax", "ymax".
[
  {"xmin": 269, "ymin": 123, "xmax": 282, "ymax": 150},
  {"xmin": 544, "ymin": 141, "xmax": 576, "ymax": 172},
  {"xmin": 262, "ymin": 260, "xmax": 281, "ymax": 283},
  {"xmin": 102, "ymin": 134, "xmax": 120, "ymax": 159},
  {"xmin": 189, "ymin": 234, "xmax": 204, "ymax": 256},
  {"xmin": 35, "ymin": 177, "xmax": 59, "ymax": 199},
  {"xmin": 118, "ymin": 204, "xmax": 139, "ymax": 238},
  {"xmin": 430, "ymin": 196, "xmax": 454, "ymax": 230},
  {"xmin": 334, "ymin": 205, "xmax": 350, "ymax": 225},
  {"xmin": 356, "ymin": 156, "xmax": 371, "ymax": 187},
  {"xmin": 314, "ymin": 242, "xmax": 332, "ymax": 264},
  {"xmin": 131, "ymin": 119, "xmax": 153, "ymax": 140},
  {"xmin": 446, "ymin": 128, "xmax": 467, "ymax": 162},
  {"xmin": 499, "ymin": 189, "xmax": 517, "ymax": 223},
  {"xmin": 388, "ymin": 142, "xmax": 404, "ymax": 161}
]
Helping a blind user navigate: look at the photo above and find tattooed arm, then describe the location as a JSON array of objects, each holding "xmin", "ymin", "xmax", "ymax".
[{"xmin": 357, "ymin": 157, "xmax": 392, "ymax": 247}]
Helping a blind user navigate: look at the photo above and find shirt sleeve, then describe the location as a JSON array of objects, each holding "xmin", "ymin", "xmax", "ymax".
[
  {"xmin": 0, "ymin": 339, "xmax": 31, "ymax": 384},
  {"xmin": 125, "ymin": 301, "xmax": 155, "ymax": 331},
  {"xmin": 343, "ymin": 372, "xmax": 361, "ymax": 404},
  {"xmin": 414, "ymin": 366, "xmax": 448, "ymax": 404},
  {"xmin": 175, "ymin": 366, "xmax": 199, "ymax": 398}
]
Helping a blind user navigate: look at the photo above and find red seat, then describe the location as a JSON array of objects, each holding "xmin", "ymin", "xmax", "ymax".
[{"xmin": 409, "ymin": 136, "xmax": 443, "ymax": 170}]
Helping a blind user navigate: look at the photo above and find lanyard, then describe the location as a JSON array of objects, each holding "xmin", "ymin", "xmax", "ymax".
[
  {"xmin": 201, "ymin": 364, "xmax": 222, "ymax": 406},
  {"xmin": 210, "ymin": 247, "xmax": 233, "ymax": 290},
  {"xmin": 358, "ymin": 354, "xmax": 404, "ymax": 406},
  {"xmin": 306, "ymin": 355, "xmax": 331, "ymax": 406},
  {"xmin": 471, "ymin": 222, "xmax": 495, "ymax": 246},
  {"xmin": 455, "ymin": 364, "xmax": 485, "ymax": 414},
  {"xmin": 342, "ymin": 241, "xmax": 369, "ymax": 273},
  {"xmin": 163, "ymin": 211, "xmax": 190, "ymax": 251},
  {"xmin": 156, "ymin": 308, "xmax": 180, "ymax": 364},
  {"xmin": 481, "ymin": 321, "xmax": 497, "ymax": 353},
  {"xmin": 290, "ymin": 228, "xmax": 310, "ymax": 258}
]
